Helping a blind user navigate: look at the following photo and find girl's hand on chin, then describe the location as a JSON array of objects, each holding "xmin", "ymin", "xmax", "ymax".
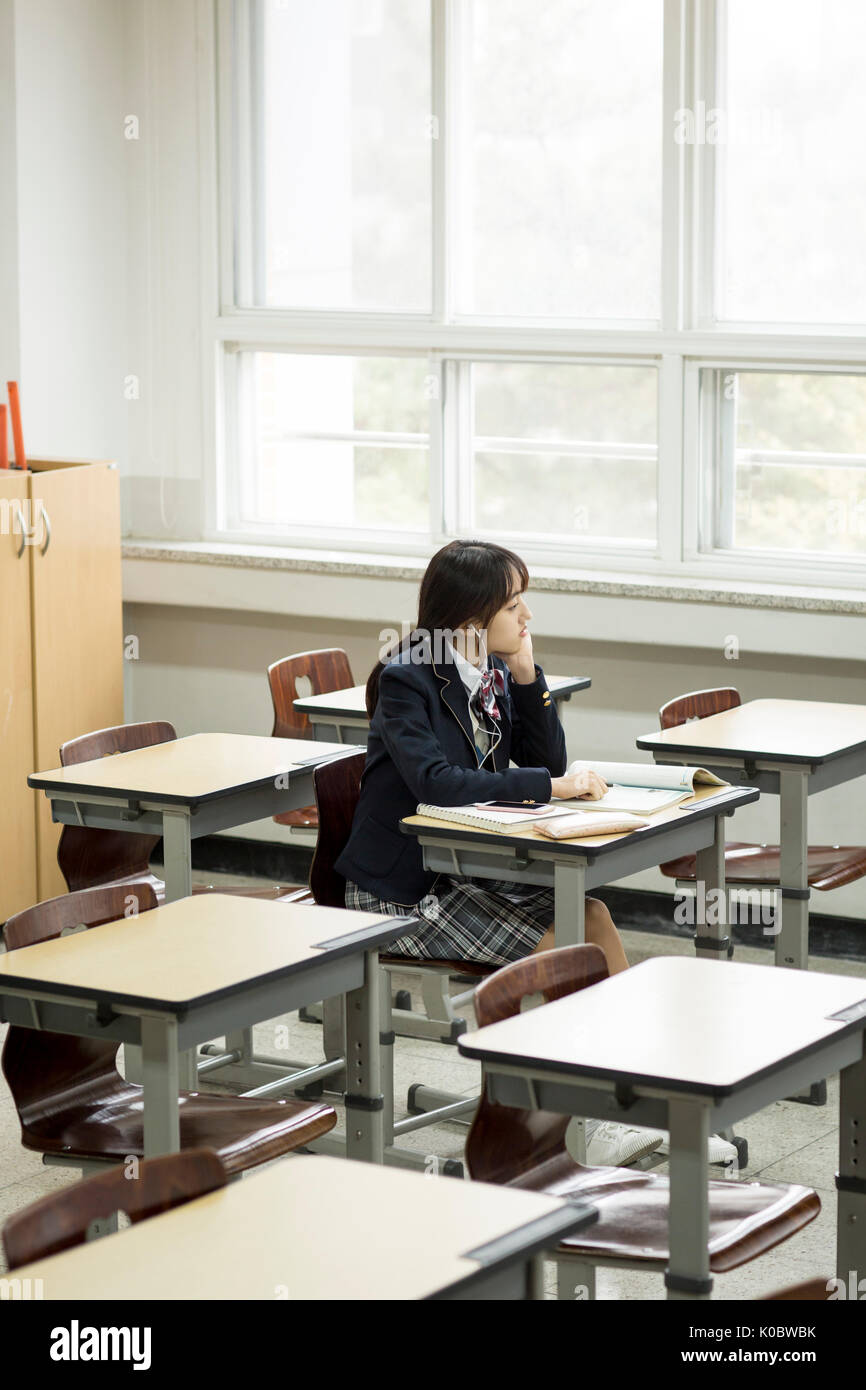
[{"xmin": 502, "ymin": 630, "xmax": 536, "ymax": 684}]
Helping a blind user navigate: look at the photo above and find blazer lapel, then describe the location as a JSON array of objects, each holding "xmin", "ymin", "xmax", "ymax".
[{"xmin": 431, "ymin": 651, "xmax": 483, "ymax": 766}]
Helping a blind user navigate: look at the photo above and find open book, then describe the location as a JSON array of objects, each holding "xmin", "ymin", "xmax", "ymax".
[{"xmin": 562, "ymin": 760, "xmax": 728, "ymax": 815}]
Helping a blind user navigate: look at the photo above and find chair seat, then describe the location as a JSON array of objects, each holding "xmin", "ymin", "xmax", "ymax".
[
  {"xmin": 85, "ymin": 871, "xmax": 308, "ymax": 906},
  {"xmin": 19, "ymin": 1080, "xmax": 336, "ymax": 1177},
  {"xmin": 507, "ymin": 1153, "xmax": 820, "ymax": 1272},
  {"xmin": 660, "ymin": 842, "xmax": 866, "ymax": 892},
  {"xmin": 380, "ymin": 954, "xmax": 497, "ymax": 980},
  {"xmin": 273, "ymin": 805, "xmax": 319, "ymax": 829}
]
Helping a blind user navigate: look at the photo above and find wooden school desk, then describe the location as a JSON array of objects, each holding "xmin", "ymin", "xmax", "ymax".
[
  {"xmin": 459, "ymin": 956, "xmax": 866, "ymax": 1300},
  {"xmin": 637, "ymin": 700, "xmax": 866, "ymax": 974},
  {"xmin": 0, "ymin": 895, "xmax": 410, "ymax": 1162},
  {"xmin": 28, "ymin": 732, "xmax": 346, "ymax": 903},
  {"xmin": 401, "ymin": 783, "xmax": 759, "ymax": 950},
  {"xmin": 294, "ymin": 673, "xmax": 592, "ymax": 744},
  {"xmin": 8, "ymin": 1155, "xmax": 598, "ymax": 1301}
]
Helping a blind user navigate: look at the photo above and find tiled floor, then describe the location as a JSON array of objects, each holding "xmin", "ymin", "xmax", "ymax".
[{"xmin": 0, "ymin": 870, "xmax": 862, "ymax": 1300}]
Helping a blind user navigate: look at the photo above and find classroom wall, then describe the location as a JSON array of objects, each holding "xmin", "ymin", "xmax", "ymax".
[{"xmin": 122, "ymin": 599, "xmax": 866, "ymax": 922}]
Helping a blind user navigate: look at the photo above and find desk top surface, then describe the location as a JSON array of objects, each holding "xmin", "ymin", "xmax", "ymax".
[
  {"xmin": 0, "ymin": 895, "xmax": 409, "ymax": 1013},
  {"xmin": 637, "ymin": 699, "xmax": 866, "ymax": 766},
  {"xmin": 402, "ymin": 781, "xmax": 759, "ymax": 858},
  {"xmin": 28, "ymin": 733, "xmax": 347, "ymax": 805},
  {"xmin": 294, "ymin": 673, "xmax": 591, "ymax": 718},
  {"xmin": 459, "ymin": 957, "xmax": 866, "ymax": 1095},
  {"xmin": 9, "ymin": 1155, "xmax": 596, "ymax": 1300}
]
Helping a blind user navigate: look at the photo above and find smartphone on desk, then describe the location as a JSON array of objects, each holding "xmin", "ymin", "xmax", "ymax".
[{"xmin": 474, "ymin": 801, "xmax": 554, "ymax": 815}]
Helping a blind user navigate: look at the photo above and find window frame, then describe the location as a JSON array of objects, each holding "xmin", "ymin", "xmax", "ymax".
[{"xmin": 207, "ymin": 0, "xmax": 866, "ymax": 590}]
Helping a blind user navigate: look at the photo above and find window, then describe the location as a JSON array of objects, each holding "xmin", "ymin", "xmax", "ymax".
[
  {"xmin": 456, "ymin": 0, "xmax": 662, "ymax": 320},
  {"xmin": 216, "ymin": 0, "xmax": 866, "ymax": 584},
  {"xmin": 248, "ymin": 0, "xmax": 432, "ymax": 312},
  {"xmin": 470, "ymin": 363, "xmax": 657, "ymax": 542},
  {"xmin": 233, "ymin": 352, "xmax": 431, "ymax": 534},
  {"xmin": 715, "ymin": 0, "xmax": 866, "ymax": 326},
  {"xmin": 701, "ymin": 369, "xmax": 866, "ymax": 559}
]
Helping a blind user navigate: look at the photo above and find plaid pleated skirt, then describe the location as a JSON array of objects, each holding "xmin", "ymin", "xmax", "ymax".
[{"xmin": 344, "ymin": 874, "xmax": 554, "ymax": 966}]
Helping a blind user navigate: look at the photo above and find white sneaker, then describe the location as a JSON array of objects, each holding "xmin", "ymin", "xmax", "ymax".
[
  {"xmin": 656, "ymin": 1133, "xmax": 739, "ymax": 1167},
  {"xmin": 585, "ymin": 1121, "xmax": 665, "ymax": 1167}
]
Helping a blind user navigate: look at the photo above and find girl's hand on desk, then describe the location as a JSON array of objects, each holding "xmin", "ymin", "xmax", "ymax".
[{"xmin": 550, "ymin": 769, "xmax": 609, "ymax": 801}]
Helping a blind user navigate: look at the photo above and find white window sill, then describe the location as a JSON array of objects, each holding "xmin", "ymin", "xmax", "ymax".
[
  {"xmin": 121, "ymin": 539, "xmax": 866, "ymax": 660},
  {"xmin": 122, "ymin": 538, "xmax": 866, "ymax": 611}
]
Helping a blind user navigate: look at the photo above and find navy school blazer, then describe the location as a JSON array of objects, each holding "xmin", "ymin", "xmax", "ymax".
[{"xmin": 335, "ymin": 639, "xmax": 568, "ymax": 905}]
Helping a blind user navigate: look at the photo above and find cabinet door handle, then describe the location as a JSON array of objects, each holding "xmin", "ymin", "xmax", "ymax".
[
  {"xmin": 39, "ymin": 505, "xmax": 52, "ymax": 555},
  {"xmin": 13, "ymin": 501, "xmax": 27, "ymax": 557}
]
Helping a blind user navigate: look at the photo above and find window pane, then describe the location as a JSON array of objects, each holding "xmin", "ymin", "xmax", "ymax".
[
  {"xmin": 718, "ymin": 371, "xmax": 866, "ymax": 556},
  {"xmin": 256, "ymin": 0, "xmax": 431, "ymax": 311},
  {"xmin": 460, "ymin": 0, "xmax": 662, "ymax": 320},
  {"xmin": 471, "ymin": 363, "xmax": 657, "ymax": 542},
  {"xmin": 718, "ymin": 0, "xmax": 866, "ymax": 324},
  {"xmin": 246, "ymin": 354, "xmax": 430, "ymax": 530}
]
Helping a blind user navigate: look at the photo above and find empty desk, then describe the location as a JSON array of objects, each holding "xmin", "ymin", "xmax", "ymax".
[
  {"xmin": 28, "ymin": 733, "xmax": 346, "ymax": 903},
  {"xmin": 6, "ymin": 1154, "xmax": 597, "ymax": 1301},
  {"xmin": 637, "ymin": 699, "xmax": 866, "ymax": 975},
  {"xmin": 294, "ymin": 674, "xmax": 592, "ymax": 745},
  {"xmin": 459, "ymin": 956, "xmax": 866, "ymax": 1299},
  {"xmin": 0, "ymin": 895, "xmax": 412, "ymax": 1162}
]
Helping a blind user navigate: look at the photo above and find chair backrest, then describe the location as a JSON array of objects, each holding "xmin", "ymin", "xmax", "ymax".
[
  {"xmin": 56, "ymin": 721, "xmax": 177, "ymax": 892},
  {"xmin": 659, "ymin": 687, "xmax": 741, "ymax": 730},
  {"xmin": 308, "ymin": 750, "xmax": 366, "ymax": 907},
  {"xmin": 268, "ymin": 649, "xmax": 354, "ymax": 739},
  {"xmin": 464, "ymin": 944, "xmax": 609, "ymax": 1185},
  {"xmin": 2, "ymin": 1147, "xmax": 227, "ymax": 1269},
  {"xmin": 1, "ymin": 882, "xmax": 158, "ymax": 1132}
]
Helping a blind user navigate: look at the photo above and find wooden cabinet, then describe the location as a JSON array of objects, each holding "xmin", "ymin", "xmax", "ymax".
[{"xmin": 0, "ymin": 459, "xmax": 123, "ymax": 919}]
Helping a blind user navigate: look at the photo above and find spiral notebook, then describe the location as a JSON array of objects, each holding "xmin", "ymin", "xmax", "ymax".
[{"xmin": 415, "ymin": 802, "xmax": 572, "ymax": 833}]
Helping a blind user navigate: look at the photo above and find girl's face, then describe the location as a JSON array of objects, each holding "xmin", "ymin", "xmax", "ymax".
[{"xmin": 477, "ymin": 575, "xmax": 533, "ymax": 658}]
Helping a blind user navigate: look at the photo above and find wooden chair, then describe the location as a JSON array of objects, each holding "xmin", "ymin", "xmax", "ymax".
[
  {"xmin": 2, "ymin": 1147, "xmax": 227, "ymax": 1269},
  {"xmin": 465, "ymin": 944, "xmax": 821, "ymax": 1299},
  {"xmin": 762, "ymin": 1277, "xmax": 833, "ymax": 1300},
  {"xmin": 0, "ymin": 883, "xmax": 337, "ymax": 1177},
  {"xmin": 310, "ymin": 750, "xmax": 493, "ymax": 1135},
  {"xmin": 658, "ymin": 689, "xmax": 866, "ymax": 896},
  {"xmin": 268, "ymin": 648, "xmax": 354, "ymax": 829},
  {"xmin": 56, "ymin": 721, "xmax": 305, "ymax": 903}
]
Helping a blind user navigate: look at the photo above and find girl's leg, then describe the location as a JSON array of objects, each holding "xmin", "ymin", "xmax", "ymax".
[{"xmin": 531, "ymin": 897, "xmax": 629, "ymax": 975}]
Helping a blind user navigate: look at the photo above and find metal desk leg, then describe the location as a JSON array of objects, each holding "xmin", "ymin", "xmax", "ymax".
[
  {"xmin": 694, "ymin": 814, "xmax": 730, "ymax": 962},
  {"xmin": 555, "ymin": 861, "xmax": 587, "ymax": 1163},
  {"xmin": 128, "ymin": 809, "xmax": 194, "ymax": 1085},
  {"xmin": 345, "ymin": 949, "xmax": 384, "ymax": 1163},
  {"xmin": 837, "ymin": 1045, "xmax": 866, "ymax": 1282},
  {"xmin": 162, "ymin": 808, "xmax": 193, "ymax": 903},
  {"xmin": 779, "ymin": 771, "xmax": 824, "ymax": 1104},
  {"xmin": 379, "ymin": 967, "xmax": 395, "ymax": 1149},
  {"xmin": 777, "ymin": 769, "xmax": 810, "ymax": 971},
  {"xmin": 141, "ymin": 1015, "xmax": 180, "ymax": 1158},
  {"xmin": 528, "ymin": 1255, "xmax": 546, "ymax": 1300},
  {"xmin": 159, "ymin": 808, "xmax": 197, "ymax": 1090},
  {"xmin": 665, "ymin": 1098, "xmax": 712, "ymax": 1301},
  {"xmin": 554, "ymin": 861, "xmax": 586, "ymax": 946}
]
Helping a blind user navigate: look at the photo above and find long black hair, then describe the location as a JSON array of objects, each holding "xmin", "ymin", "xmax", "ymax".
[{"xmin": 365, "ymin": 539, "xmax": 530, "ymax": 716}]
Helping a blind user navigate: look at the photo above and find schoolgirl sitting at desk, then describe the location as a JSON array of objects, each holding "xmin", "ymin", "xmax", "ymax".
[
  {"xmin": 337, "ymin": 537, "xmax": 627, "ymax": 974},
  {"xmin": 338, "ymin": 538, "xmax": 736, "ymax": 1169}
]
